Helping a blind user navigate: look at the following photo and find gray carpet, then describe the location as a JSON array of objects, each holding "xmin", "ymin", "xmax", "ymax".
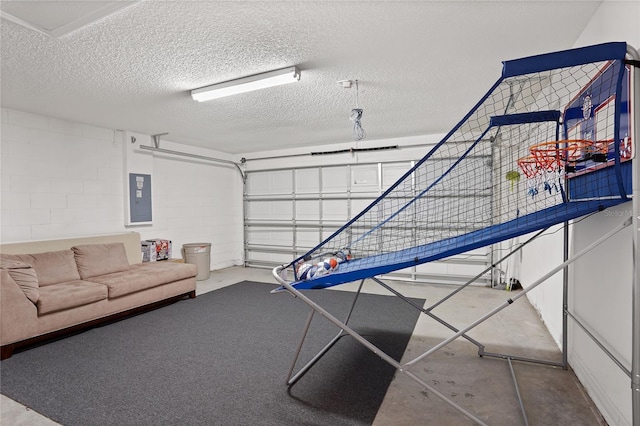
[{"xmin": 1, "ymin": 281, "xmax": 424, "ymax": 426}]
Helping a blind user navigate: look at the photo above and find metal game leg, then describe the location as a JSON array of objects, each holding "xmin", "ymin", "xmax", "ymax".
[
  {"xmin": 273, "ymin": 216, "xmax": 631, "ymax": 426},
  {"xmin": 285, "ymin": 279, "xmax": 366, "ymax": 386}
]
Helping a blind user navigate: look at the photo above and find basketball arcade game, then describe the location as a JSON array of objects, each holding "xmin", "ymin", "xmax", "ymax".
[{"xmin": 272, "ymin": 43, "xmax": 640, "ymax": 425}]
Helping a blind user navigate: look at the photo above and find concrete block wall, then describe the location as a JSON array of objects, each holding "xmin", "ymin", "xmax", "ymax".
[
  {"xmin": 1, "ymin": 108, "xmax": 123, "ymax": 241},
  {"xmin": 145, "ymin": 141, "xmax": 244, "ymax": 270},
  {"xmin": 0, "ymin": 108, "xmax": 243, "ymax": 269}
]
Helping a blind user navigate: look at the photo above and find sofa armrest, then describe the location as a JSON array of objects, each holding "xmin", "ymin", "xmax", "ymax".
[{"xmin": 1, "ymin": 269, "xmax": 38, "ymax": 346}]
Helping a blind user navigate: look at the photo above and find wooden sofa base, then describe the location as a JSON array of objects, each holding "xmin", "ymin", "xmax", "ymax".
[{"xmin": 0, "ymin": 290, "xmax": 196, "ymax": 360}]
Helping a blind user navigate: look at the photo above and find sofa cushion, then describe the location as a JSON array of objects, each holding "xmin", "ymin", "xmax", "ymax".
[
  {"xmin": 3, "ymin": 250, "xmax": 81, "ymax": 287},
  {"xmin": 72, "ymin": 243, "xmax": 130, "ymax": 279},
  {"xmin": 0, "ymin": 258, "xmax": 39, "ymax": 304},
  {"xmin": 37, "ymin": 280, "xmax": 108, "ymax": 315},
  {"xmin": 88, "ymin": 262, "xmax": 197, "ymax": 298}
]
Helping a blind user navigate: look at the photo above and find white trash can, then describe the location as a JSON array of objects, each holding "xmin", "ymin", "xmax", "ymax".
[{"xmin": 182, "ymin": 243, "xmax": 212, "ymax": 281}]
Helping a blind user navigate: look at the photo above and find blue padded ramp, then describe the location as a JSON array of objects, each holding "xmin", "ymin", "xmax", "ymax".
[{"xmin": 287, "ymin": 198, "xmax": 627, "ymax": 290}]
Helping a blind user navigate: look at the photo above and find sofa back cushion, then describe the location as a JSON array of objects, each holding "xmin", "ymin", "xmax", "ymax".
[
  {"xmin": 0, "ymin": 257, "xmax": 39, "ymax": 303},
  {"xmin": 3, "ymin": 250, "xmax": 81, "ymax": 287},
  {"xmin": 72, "ymin": 243, "xmax": 130, "ymax": 279}
]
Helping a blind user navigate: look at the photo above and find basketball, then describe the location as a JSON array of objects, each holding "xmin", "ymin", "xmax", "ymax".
[
  {"xmin": 297, "ymin": 262, "xmax": 312, "ymax": 280},
  {"xmin": 315, "ymin": 261, "xmax": 330, "ymax": 276},
  {"xmin": 328, "ymin": 257, "xmax": 338, "ymax": 270},
  {"xmin": 302, "ymin": 265, "xmax": 318, "ymax": 280}
]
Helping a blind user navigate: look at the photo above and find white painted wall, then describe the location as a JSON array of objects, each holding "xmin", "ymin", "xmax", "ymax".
[
  {"xmin": 570, "ymin": 208, "xmax": 634, "ymax": 425},
  {"xmin": 519, "ymin": 224, "xmax": 565, "ymax": 344},
  {"xmin": 0, "ymin": 108, "xmax": 244, "ymax": 270},
  {"xmin": 149, "ymin": 140, "xmax": 244, "ymax": 269},
  {"xmin": 523, "ymin": 2, "xmax": 640, "ymax": 425}
]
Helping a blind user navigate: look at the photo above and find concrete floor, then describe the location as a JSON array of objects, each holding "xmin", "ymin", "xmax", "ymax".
[{"xmin": 1, "ymin": 266, "xmax": 606, "ymax": 425}]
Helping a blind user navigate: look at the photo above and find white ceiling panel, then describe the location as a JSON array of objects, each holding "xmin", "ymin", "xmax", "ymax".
[
  {"xmin": 0, "ymin": 1, "xmax": 606, "ymax": 154},
  {"xmin": 0, "ymin": 1, "xmax": 137, "ymax": 37}
]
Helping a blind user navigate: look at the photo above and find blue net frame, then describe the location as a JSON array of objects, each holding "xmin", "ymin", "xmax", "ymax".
[{"xmin": 279, "ymin": 42, "xmax": 633, "ymax": 290}]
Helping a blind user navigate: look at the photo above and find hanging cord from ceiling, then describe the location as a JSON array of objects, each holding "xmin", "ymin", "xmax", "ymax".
[{"xmin": 350, "ymin": 80, "xmax": 366, "ymax": 141}]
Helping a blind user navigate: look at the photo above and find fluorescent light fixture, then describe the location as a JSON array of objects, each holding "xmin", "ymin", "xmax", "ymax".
[{"xmin": 191, "ymin": 66, "xmax": 300, "ymax": 102}]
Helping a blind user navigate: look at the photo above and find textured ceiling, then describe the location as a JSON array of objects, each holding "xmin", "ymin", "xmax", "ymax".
[{"xmin": 1, "ymin": 1, "xmax": 604, "ymax": 155}]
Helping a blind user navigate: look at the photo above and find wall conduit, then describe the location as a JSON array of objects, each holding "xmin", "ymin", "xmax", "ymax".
[{"xmin": 139, "ymin": 145, "xmax": 245, "ymax": 181}]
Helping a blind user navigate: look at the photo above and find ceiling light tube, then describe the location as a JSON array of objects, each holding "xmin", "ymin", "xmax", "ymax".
[{"xmin": 191, "ymin": 66, "xmax": 300, "ymax": 102}]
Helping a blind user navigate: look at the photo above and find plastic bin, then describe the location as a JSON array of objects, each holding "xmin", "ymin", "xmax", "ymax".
[{"xmin": 182, "ymin": 243, "xmax": 211, "ymax": 281}]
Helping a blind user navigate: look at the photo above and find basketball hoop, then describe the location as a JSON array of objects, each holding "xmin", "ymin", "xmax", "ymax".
[
  {"xmin": 529, "ymin": 139, "xmax": 594, "ymax": 172},
  {"xmin": 516, "ymin": 155, "xmax": 541, "ymax": 179},
  {"xmin": 517, "ymin": 155, "xmax": 542, "ymax": 199}
]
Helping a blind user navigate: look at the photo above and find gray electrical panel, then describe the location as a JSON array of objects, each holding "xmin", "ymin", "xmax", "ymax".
[{"xmin": 129, "ymin": 173, "xmax": 152, "ymax": 223}]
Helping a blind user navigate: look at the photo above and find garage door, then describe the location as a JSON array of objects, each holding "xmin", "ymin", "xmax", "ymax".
[{"xmin": 244, "ymin": 161, "xmax": 492, "ymax": 285}]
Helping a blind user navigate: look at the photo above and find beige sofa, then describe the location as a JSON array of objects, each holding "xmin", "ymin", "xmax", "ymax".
[{"xmin": 0, "ymin": 232, "xmax": 197, "ymax": 359}]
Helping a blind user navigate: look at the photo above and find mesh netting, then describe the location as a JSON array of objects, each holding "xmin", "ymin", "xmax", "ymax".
[{"xmin": 288, "ymin": 43, "xmax": 632, "ymax": 287}]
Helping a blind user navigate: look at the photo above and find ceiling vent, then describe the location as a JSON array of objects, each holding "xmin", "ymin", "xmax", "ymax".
[{"xmin": 0, "ymin": 1, "xmax": 137, "ymax": 38}]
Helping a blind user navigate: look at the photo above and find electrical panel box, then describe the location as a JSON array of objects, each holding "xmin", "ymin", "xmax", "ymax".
[{"xmin": 128, "ymin": 173, "xmax": 152, "ymax": 224}]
